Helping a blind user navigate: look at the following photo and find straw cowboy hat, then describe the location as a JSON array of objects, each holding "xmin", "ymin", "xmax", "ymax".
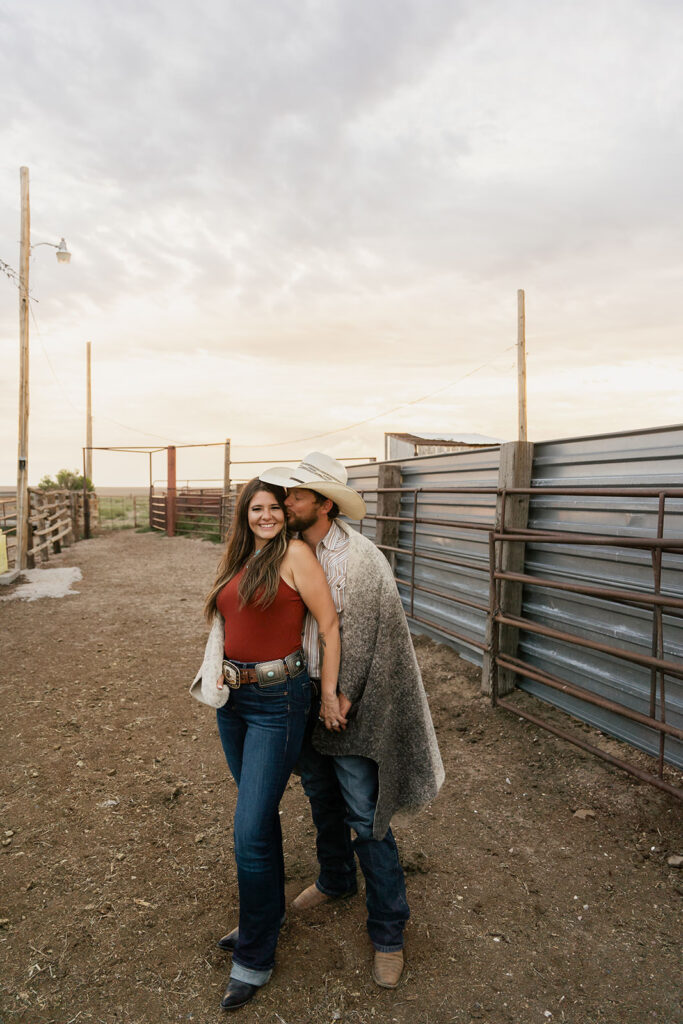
[{"xmin": 260, "ymin": 452, "xmax": 367, "ymax": 521}]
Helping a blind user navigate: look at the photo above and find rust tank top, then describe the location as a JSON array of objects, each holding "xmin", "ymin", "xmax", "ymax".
[{"xmin": 217, "ymin": 569, "xmax": 305, "ymax": 663}]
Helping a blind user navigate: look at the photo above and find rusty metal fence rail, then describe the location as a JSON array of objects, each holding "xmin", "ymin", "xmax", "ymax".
[
  {"xmin": 357, "ymin": 485, "xmax": 497, "ymax": 654},
  {"xmin": 354, "ymin": 481, "xmax": 683, "ymax": 799},
  {"xmin": 488, "ymin": 486, "xmax": 683, "ymax": 799},
  {"xmin": 175, "ymin": 489, "xmax": 222, "ymax": 540},
  {"xmin": 149, "ymin": 485, "xmax": 242, "ymax": 540},
  {"xmin": 150, "ymin": 494, "xmax": 167, "ymax": 533}
]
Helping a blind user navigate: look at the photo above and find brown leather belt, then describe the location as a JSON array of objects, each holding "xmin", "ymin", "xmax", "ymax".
[
  {"xmin": 229, "ymin": 666, "xmax": 259, "ymax": 685},
  {"xmin": 222, "ymin": 649, "xmax": 306, "ymax": 690}
]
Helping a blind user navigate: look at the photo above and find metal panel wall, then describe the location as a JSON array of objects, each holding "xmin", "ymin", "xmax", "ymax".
[
  {"xmin": 347, "ymin": 448, "xmax": 501, "ymax": 662},
  {"xmin": 520, "ymin": 424, "xmax": 683, "ymax": 768},
  {"xmin": 345, "ymin": 461, "xmax": 380, "ymax": 545}
]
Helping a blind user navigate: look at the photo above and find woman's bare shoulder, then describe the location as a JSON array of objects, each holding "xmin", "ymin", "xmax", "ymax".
[{"xmin": 286, "ymin": 538, "xmax": 315, "ymax": 562}]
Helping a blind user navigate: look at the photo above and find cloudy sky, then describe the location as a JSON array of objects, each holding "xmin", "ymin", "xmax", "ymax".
[{"xmin": 1, "ymin": 0, "xmax": 682, "ymax": 487}]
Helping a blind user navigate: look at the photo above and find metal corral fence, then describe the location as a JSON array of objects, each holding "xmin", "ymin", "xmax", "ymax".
[
  {"xmin": 150, "ymin": 485, "xmax": 238, "ymax": 541},
  {"xmin": 97, "ymin": 494, "xmax": 150, "ymax": 531},
  {"xmin": 489, "ymin": 486, "xmax": 683, "ymax": 797},
  {"xmin": 346, "ymin": 425, "xmax": 683, "ymax": 797},
  {"xmin": 513, "ymin": 426, "xmax": 683, "ymax": 784},
  {"xmin": 347, "ymin": 447, "xmax": 500, "ymax": 659}
]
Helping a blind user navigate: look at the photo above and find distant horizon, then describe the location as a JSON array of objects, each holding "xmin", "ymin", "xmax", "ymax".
[{"xmin": 2, "ymin": 418, "xmax": 682, "ymax": 492}]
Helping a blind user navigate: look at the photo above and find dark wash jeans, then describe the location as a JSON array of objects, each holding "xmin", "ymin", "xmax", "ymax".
[
  {"xmin": 297, "ymin": 694, "xmax": 409, "ymax": 951},
  {"xmin": 216, "ymin": 662, "xmax": 311, "ymax": 985}
]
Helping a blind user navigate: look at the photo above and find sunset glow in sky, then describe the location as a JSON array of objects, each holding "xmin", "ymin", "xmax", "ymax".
[{"xmin": 1, "ymin": 0, "xmax": 682, "ymax": 486}]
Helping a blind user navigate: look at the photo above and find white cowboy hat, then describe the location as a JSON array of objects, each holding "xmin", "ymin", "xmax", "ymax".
[{"xmin": 260, "ymin": 452, "xmax": 367, "ymax": 521}]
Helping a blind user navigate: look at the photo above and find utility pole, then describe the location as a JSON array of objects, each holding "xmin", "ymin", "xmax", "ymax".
[
  {"xmin": 86, "ymin": 341, "xmax": 93, "ymax": 483},
  {"xmin": 13, "ymin": 167, "xmax": 70, "ymax": 569},
  {"xmin": 517, "ymin": 288, "xmax": 528, "ymax": 442},
  {"xmin": 16, "ymin": 167, "xmax": 30, "ymax": 570}
]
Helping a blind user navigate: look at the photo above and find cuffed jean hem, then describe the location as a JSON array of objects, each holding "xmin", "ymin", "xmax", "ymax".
[
  {"xmin": 372, "ymin": 941, "xmax": 405, "ymax": 953},
  {"xmin": 230, "ymin": 961, "xmax": 272, "ymax": 986},
  {"xmin": 315, "ymin": 880, "xmax": 358, "ymax": 900}
]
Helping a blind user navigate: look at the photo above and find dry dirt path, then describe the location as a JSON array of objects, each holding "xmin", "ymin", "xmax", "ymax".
[{"xmin": 1, "ymin": 531, "xmax": 681, "ymax": 1024}]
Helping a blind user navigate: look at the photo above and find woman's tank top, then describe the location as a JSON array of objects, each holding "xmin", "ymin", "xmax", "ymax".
[{"xmin": 217, "ymin": 569, "xmax": 305, "ymax": 663}]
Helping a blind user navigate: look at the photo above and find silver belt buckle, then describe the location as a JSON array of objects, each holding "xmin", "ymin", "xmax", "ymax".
[
  {"xmin": 255, "ymin": 659, "xmax": 287, "ymax": 685},
  {"xmin": 284, "ymin": 650, "xmax": 305, "ymax": 677},
  {"xmin": 222, "ymin": 660, "xmax": 241, "ymax": 689}
]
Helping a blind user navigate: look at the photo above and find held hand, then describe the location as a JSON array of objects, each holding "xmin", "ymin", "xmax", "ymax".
[
  {"xmin": 338, "ymin": 692, "xmax": 352, "ymax": 718},
  {"xmin": 319, "ymin": 693, "xmax": 348, "ymax": 732},
  {"xmin": 216, "ymin": 675, "xmax": 224, "ymax": 690}
]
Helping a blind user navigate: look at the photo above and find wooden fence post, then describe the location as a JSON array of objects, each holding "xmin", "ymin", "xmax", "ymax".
[
  {"xmin": 26, "ymin": 488, "xmax": 36, "ymax": 568},
  {"xmin": 482, "ymin": 441, "xmax": 534, "ymax": 696},
  {"xmin": 52, "ymin": 493, "xmax": 62, "ymax": 554},
  {"xmin": 167, "ymin": 446, "xmax": 177, "ymax": 538},
  {"xmin": 148, "ymin": 451, "xmax": 154, "ymax": 529},
  {"xmin": 69, "ymin": 492, "xmax": 79, "ymax": 541},
  {"xmin": 375, "ymin": 464, "xmax": 401, "ymax": 569}
]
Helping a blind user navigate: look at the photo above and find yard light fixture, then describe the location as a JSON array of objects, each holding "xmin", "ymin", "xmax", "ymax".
[
  {"xmin": 32, "ymin": 236, "xmax": 72, "ymax": 263},
  {"xmin": 56, "ymin": 238, "xmax": 71, "ymax": 263}
]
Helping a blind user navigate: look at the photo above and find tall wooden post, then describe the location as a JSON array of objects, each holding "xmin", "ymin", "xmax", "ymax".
[
  {"xmin": 85, "ymin": 341, "xmax": 93, "ymax": 484},
  {"xmin": 69, "ymin": 491, "xmax": 80, "ymax": 541},
  {"xmin": 167, "ymin": 446, "xmax": 177, "ymax": 538},
  {"xmin": 16, "ymin": 167, "xmax": 30, "ymax": 570},
  {"xmin": 82, "ymin": 447, "xmax": 91, "ymax": 539},
  {"xmin": 376, "ymin": 463, "xmax": 401, "ymax": 570},
  {"xmin": 517, "ymin": 289, "xmax": 527, "ymax": 443},
  {"xmin": 482, "ymin": 440, "xmax": 534, "ymax": 695},
  {"xmin": 222, "ymin": 439, "xmax": 231, "ymax": 540},
  {"xmin": 148, "ymin": 451, "xmax": 154, "ymax": 529}
]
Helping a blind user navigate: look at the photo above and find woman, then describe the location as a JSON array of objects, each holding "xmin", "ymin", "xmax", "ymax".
[{"xmin": 202, "ymin": 478, "xmax": 340, "ymax": 1011}]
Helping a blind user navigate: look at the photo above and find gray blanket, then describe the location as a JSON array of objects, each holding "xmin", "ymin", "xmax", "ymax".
[{"xmin": 312, "ymin": 523, "xmax": 444, "ymax": 837}]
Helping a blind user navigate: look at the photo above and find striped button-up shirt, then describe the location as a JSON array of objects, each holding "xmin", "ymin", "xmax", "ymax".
[{"xmin": 302, "ymin": 519, "xmax": 349, "ymax": 680}]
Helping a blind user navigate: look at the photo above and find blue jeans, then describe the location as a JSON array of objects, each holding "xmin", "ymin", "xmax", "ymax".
[
  {"xmin": 298, "ymin": 698, "xmax": 409, "ymax": 951},
  {"xmin": 216, "ymin": 663, "xmax": 311, "ymax": 986}
]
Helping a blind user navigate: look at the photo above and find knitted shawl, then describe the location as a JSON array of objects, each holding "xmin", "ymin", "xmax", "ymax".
[{"xmin": 312, "ymin": 523, "xmax": 444, "ymax": 837}]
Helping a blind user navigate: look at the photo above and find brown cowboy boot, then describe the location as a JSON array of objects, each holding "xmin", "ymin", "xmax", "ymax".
[{"xmin": 372, "ymin": 949, "xmax": 404, "ymax": 988}]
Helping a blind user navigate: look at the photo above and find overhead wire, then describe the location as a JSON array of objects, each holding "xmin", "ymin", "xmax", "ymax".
[
  {"xmin": 1, "ymin": 256, "xmax": 20, "ymax": 286},
  {"xmin": 235, "ymin": 343, "xmax": 517, "ymax": 448},
  {"xmin": 15, "ymin": 290, "xmax": 518, "ymax": 452}
]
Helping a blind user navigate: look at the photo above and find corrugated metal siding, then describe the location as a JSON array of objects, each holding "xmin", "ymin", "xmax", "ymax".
[
  {"xmin": 520, "ymin": 424, "xmax": 683, "ymax": 768},
  {"xmin": 345, "ymin": 462, "xmax": 379, "ymax": 546},
  {"xmin": 347, "ymin": 448, "xmax": 500, "ymax": 662},
  {"xmin": 345, "ymin": 427, "xmax": 683, "ymax": 770}
]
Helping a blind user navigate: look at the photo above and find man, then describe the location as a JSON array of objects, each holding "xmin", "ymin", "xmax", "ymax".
[{"xmin": 259, "ymin": 453, "xmax": 444, "ymax": 989}]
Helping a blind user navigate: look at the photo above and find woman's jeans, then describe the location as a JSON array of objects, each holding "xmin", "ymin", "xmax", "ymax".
[{"xmin": 216, "ymin": 663, "xmax": 311, "ymax": 986}]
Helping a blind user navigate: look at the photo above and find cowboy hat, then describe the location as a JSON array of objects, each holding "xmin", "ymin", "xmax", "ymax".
[{"xmin": 259, "ymin": 452, "xmax": 367, "ymax": 521}]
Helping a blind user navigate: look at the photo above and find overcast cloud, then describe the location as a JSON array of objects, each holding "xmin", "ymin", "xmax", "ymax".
[{"xmin": 1, "ymin": 0, "xmax": 682, "ymax": 485}]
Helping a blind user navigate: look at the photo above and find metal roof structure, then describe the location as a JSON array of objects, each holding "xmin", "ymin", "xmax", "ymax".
[{"xmin": 385, "ymin": 431, "xmax": 505, "ymax": 447}]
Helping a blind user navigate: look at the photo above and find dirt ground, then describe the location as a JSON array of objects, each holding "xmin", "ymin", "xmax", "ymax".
[{"xmin": 1, "ymin": 531, "xmax": 681, "ymax": 1024}]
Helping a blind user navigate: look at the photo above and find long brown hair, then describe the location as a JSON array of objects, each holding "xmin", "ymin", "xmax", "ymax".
[{"xmin": 204, "ymin": 478, "xmax": 288, "ymax": 621}]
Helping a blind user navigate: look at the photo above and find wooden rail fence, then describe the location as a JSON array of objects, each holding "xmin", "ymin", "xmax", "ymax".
[{"xmin": 0, "ymin": 490, "xmax": 99, "ymax": 571}]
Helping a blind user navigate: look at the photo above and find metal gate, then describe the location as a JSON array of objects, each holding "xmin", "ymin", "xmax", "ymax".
[{"xmin": 517, "ymin": 425, "xmax": 683, "ymax": 771}]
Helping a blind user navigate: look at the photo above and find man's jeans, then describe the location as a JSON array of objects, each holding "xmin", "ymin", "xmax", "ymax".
[
  {"xmin": 297, "ymin": 699, "xmax": 409, "ymax": 951},
  {"xmin": 217, "ymin": 665, "xmax": 311, "ymax": 985}
]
